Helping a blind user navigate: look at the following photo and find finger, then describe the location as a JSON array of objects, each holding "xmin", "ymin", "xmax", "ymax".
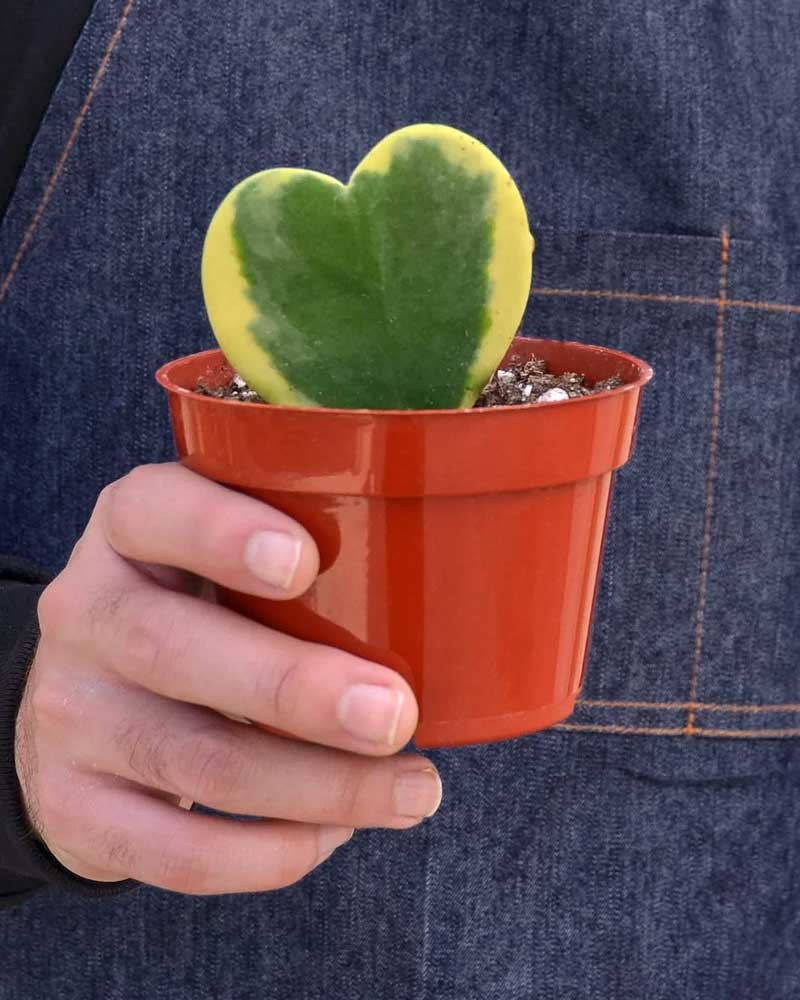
[
  {"xmin": 64, "ymin": 493, "xmax": 208, "ymax": 598},
  {"xmin": 76, "ymin": 686, "xmax": 442, "ymax": 829},
  {"xmin": 51, "ymin": 778, "xmax": 354, "ymax": 894},
  {"xmin": 101, "ymin": 463, "xmax": 319, "ymax": 599},
  {"xmin": 59, "ymin": 575, "xmax": 418, "ymax": 755},
  {"xmin": 46, "ymin": 507, "xmax": 419, "ymax": 755}
]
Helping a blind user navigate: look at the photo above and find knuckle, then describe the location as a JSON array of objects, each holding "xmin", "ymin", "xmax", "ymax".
[
  {"xmin": 103, "ymin": 465, "xmax": 157, "ymax": 548},
  {"xmin": 328, "ymin": 766, "xmax": 370, "ymax": 822},
  {"xmin": 114, "ymin": 719, "xmax": 174, "ymax": 789},
  {"xmin": 182, "ymin": 728, "xmax": 250, "ymax": 804},
  {"xmin": 121, "ymin": 593, "xmax": 180, "ymax": 685},
  {"xmin": 156, "ymin": 842, "xmax": 211, "ymax": 895},
  {"xmin": 123, "ymin": 613, "xmax": 163, "ymax": 682},
  {"xmin": 67, "ymin": 534, "xmax": 85, "ymax": 564},
  {"xmin": 95, "ymin": 481, "xmax": 119, "ymax": 510},
  {"xmin": 84, "ymin": 583, "xmax": 134, "ymax": 638},
  {"xmin": 95, "ymin": 477, "xmax": 129, "ymax": 528},
  {"xmin": 254, "ymin": 653, "xmax": 304, "ymax": 726},
  {"xmin": 37, "ymin": 577, "xmax": 74, "ymax": 634},
  {"xmin": 27, "ymin": 670, "xmax": 70, "ymax": 731},
  {"xmin": 36, "ymin": 771, "xmax": 76, "ymax": 834},
  {"xmin": 118, "ymin": 464, "xmax": 161, "ymax": 496},
  {"xmin": 96, "ymin": 829, "xmax": 139, "ymax": 877}
]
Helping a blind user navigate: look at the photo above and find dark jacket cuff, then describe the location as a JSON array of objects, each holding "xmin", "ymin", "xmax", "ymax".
[{"xmin": 0, "ymin": 558, "xmax": 137, "ymax": 906}]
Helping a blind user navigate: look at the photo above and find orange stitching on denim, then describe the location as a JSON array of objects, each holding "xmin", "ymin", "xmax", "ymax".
[
  {"xmin": 557, "ymin": 723, "xmax": 686, "ymax": 736},
  {"xmin": 532, "ymin": 288, "xmax": 719, "ymax": 307},
  {"xmin": 686, "ymin": 228, "xmax": 730, "ymax": 735},
  {"xmin": 694, "ymin": 728, "xmax": 800, "ymax": 738},
  {"xmin": 0, "ymin": 0, "xmax": 136, "ymax": 305},
  {"xmin": 693, "ymin": 726, "xmax": 800, "ymax": 740},
  {"xmin": 557, "ymin": 723, "xmax": 800, "ymax": 738},
  {"xmin": 728, "ymin": 298, "xmax": 800, "ymax": 315},
  {"xmin": 531, "ymin": 288, "xmax": 800, "ymax": 316},
  {"xmin": 579, "ymin": 699, "xmax": 800, "ymax": 714}
]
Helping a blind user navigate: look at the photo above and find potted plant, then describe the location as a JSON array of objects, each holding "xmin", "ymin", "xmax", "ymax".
[{"xmin": 156, "ymin": 124, "xmax": 652, "ymax": 748}]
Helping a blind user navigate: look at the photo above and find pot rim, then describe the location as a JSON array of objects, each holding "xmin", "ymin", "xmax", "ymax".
[{"xmin": 155, "ymin": 338, "xmax": 654, "ymax": 418}]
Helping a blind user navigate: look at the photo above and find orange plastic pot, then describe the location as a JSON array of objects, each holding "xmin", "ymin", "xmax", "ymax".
[{"xmin": 156, "ymin": 337, "xmax": 652, "ymax": 747}]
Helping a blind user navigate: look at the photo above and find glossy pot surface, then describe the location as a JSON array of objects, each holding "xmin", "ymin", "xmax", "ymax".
[{"xmin": 156, "ymin": 338, "xmax": 652, "ymax": 746}]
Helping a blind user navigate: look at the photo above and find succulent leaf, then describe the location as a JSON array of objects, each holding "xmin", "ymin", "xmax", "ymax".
[{"xmin": 202, "ymin": 124, "xmax": 533, "ymax": 409}]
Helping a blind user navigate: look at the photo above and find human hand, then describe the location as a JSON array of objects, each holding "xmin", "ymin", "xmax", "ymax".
[{"xmin": 15, "ymin": 463, "xmax": 441, "ymax": 894}]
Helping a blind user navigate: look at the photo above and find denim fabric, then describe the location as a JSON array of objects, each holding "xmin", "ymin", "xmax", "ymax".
[
  {"xmin": 0, "ymin": 735, "xmax": 799, "ymax": 1000},
  {"xmin": 1, "ymin": 0, "xmax": 799, "ymax": 996}
]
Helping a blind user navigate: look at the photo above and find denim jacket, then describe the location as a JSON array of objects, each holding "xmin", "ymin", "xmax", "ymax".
[{"xmin": 1, "ymin": 2, "xmax": 799, "ymax": 997}]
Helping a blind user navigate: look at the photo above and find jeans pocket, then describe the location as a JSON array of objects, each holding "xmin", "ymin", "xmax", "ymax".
[{"xmin": 528, "ymin": 228, "xmax": 800, "ymax": 739}]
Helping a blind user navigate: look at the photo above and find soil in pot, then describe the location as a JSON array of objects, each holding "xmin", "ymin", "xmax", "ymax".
[{"xmin": 192, "ymin": 351, "xmax": 623, "ymax": 408}]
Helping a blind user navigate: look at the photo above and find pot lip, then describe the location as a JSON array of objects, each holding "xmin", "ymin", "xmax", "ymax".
[{"xmin": 155, "ymin": 338, "xmax": 654, "ymax": 418}]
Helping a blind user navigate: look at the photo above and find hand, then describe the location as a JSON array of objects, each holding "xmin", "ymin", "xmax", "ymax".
[{"xmin": 15, "ymin": 463, "xmax": 441, "ymax": 895}]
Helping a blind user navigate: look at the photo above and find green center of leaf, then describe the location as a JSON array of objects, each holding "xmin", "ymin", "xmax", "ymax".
[{"xmin": 232, "ymin": 139, "xmax": 494, "ymax": 409}]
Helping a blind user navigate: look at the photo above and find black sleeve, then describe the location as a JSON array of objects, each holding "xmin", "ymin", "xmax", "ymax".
[
  {"xmin": 0, "ymin": 0, "xmax": 97, "ymax": 219},
  {"xmin": 0, "ymin": 558, "xmax": 136, "ymax": 908}
]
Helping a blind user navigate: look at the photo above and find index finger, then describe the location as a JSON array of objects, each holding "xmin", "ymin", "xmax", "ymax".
[{"xmin": 102, "ymin": 463, "xmax": 319, "ymax": 599}]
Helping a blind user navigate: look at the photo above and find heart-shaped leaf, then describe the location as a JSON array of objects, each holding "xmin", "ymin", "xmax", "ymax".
[{"xmin": 201, "ymin": 124, "xmax": 533, "ymax": 409}]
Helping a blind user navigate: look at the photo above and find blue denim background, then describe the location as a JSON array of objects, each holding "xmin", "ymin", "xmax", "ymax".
[{"xmin": 1, "ymin": 1, "xmax": 799, "ymax": 996}]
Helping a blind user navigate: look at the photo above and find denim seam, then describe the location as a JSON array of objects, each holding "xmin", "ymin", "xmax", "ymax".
[
  {"xmin": 579, "ymin": 699, "xmax": 800, "ymax": 714},
  {"xmin": 531, "ymin": 288, "xmax": 800, "ymax": 315},
  {"xmin": 566, "ymin": 691, "xmax": 800, "ymax": 738},
  {"xmin": 557, "ymin": 722, "xmax": 800, "ymax": 738},
  {"xmin": 686, "ymin": 228, "xmax": 730, "ymax": 734},
  {"xmin": 0, "ymin": 0, "xmax": 137, "ymax": 305}
]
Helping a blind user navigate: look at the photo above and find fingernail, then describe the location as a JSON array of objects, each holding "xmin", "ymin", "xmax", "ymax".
[
  {"xmin": 393, "ymin": 769, "xmax": 443, "ymax": 820},
  {"xmin": 337, "ymin": 684, "xmax": 404, "ymax": 745},
  {"xmin": 243, "ymin": 531, "xmax": 302, "ymax": 590},
  {"xmin": 317, "ymin": 826, "xmax": 354, "ymax": 860}
]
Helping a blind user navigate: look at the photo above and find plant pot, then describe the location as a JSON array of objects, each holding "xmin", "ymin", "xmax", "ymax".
[{"xmin": 156, "ymin": 337, "xmax": 652, "ymax": 748}]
